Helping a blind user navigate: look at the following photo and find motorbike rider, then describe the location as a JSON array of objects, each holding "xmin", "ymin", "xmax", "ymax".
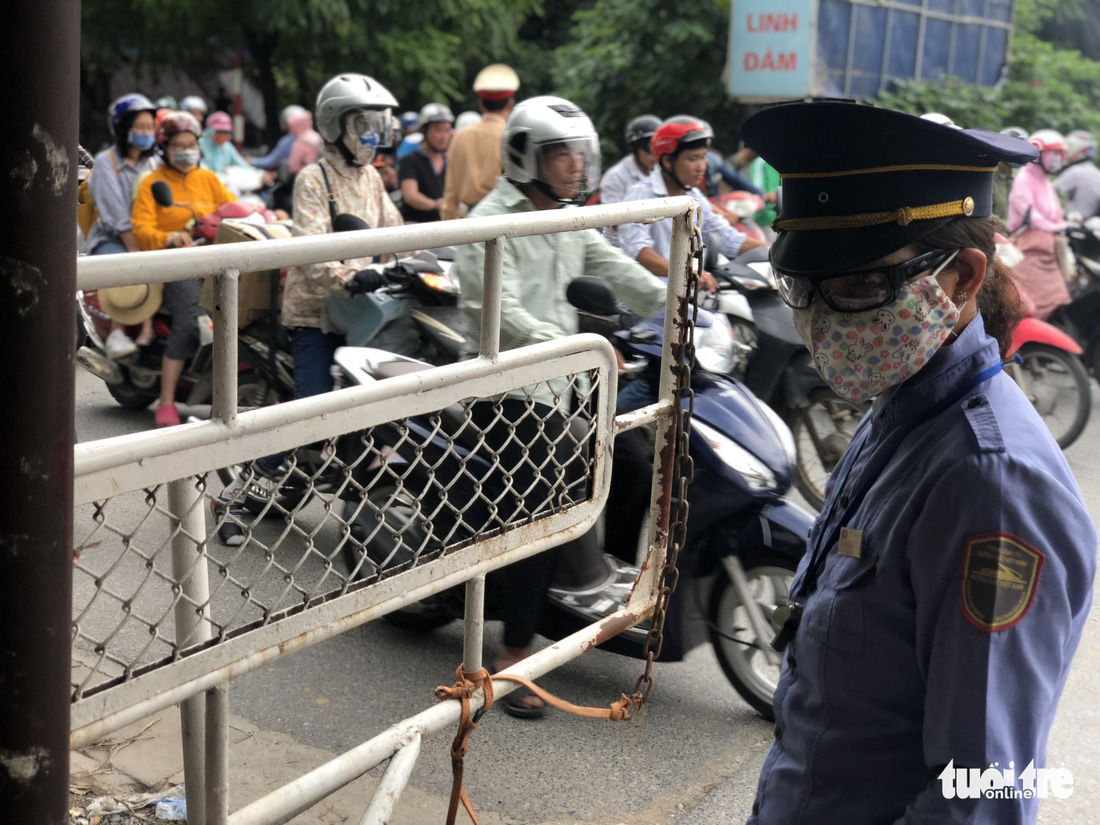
[
  {"xmin": 1008, "ymin": 129, "xmax": 1072, "ymax": 319},
  {"xmin": 993, "ymin": 126, "xmax": 1029, "ymax": 226},
  {"xmin": 1054, "ymin": 130, "xmax": 1100, "ymax": 220},
  {"xmin": 618, "ymin": 116, "xmax": 768, "ymax": 294},
  {"xmin": 397, "ymin": 102, "xmax": 454, "ymax": 223},
  {"xmin": 741, "ymin": 99, "xmax": 1094, "ymax": 825},
  {"xmin": 281, "ymin": 72, "xmax": 404, "ymax": 400},
  {"xmin": 131, "ymin": 111, "xmax": 237, "ymax": 427},
  {"xmin": 87, "ymin": 93, "xmax": 161, "ymax": 359},
  {"xmin": 180, "ymin": 94, "xmax": 208, "ymax": 127},
  {"xmin": 453, "ymin": 96, "xmax": 666, "ymax": 717},
  {"xmin": 199, "ymin": 111, "xmax": 250, "ymax": 174},
  {"xmin": 440, "ymin": 63, "xmax": 520, "ymax": 220},
  {"xmin": 597, "ymin": 114, "xmax": 660, "ymax": 246}
]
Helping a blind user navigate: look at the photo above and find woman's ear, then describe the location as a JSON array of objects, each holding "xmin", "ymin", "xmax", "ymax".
[{"xmin": 953, "ymin": 247, "xmax": 988, "ymax": 300}]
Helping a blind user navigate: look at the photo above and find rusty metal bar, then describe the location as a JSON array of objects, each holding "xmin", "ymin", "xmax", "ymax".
[
  {"xmin": 211, "ymin": 269, "xmax": 240, "ymax": 424},
  {"xmin": 628, "ymin": 207, "xmax": 696, "ymax": 612},
  {"xmin": 358, "ymin": 733, "xmax": 422, "ymax": 825}
]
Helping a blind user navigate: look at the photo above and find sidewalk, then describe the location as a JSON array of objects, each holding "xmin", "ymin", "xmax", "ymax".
[{"xmin": 69, "ymin": 651, "xmax": 482, "ymax": 825}]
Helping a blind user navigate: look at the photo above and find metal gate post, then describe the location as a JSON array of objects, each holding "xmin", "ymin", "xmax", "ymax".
[
  {"xmin": 211, "ymin": 268, "xmax": 240, "ymax": 424},
  {"xmin": 0, "ymin": 1, "xmax": 79, "ymax": 820},
  {"xmin": 168, "ymin": 478, "xmax": 214, "ymax": 825},
  {"xmin": 640, "ymin": 210, "xmax": 695, "ymax": 576}
]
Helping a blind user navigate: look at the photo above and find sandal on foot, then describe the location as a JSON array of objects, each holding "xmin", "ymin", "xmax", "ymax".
[
  {"xmin": 155, "ymin": 403, "xmax": 181, "ymax": 428},
  {"xmin": 499, "ymin": 683, "xmax": 547, "ymax": 719}
]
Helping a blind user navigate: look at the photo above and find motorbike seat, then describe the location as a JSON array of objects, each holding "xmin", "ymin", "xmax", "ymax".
[{"xmin": 371, "ymin": 360, "xmax": 484, "ymax": 452}]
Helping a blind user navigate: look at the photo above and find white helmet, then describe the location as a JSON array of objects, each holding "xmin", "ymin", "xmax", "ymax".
[
  {"xmin": 501, "ymin": 96, "xmax": 600, "ymax": 198},
  {"xmin": 1065, "ymin": 130, "xmax": 1097, "ymax": 165},
  {"xmin": 920, "ymin": 112, "xmax": 960, "ymax": 129},
  {"xmin": 180, "ymin": 95, "xmax": 207, "ymax": 115},
  {"xmin": 417, "ymin": 102, "xmax": 454, "ymax": 130},
  {"xmin": 455, "ymin": 111, "xmax": 482, "ymax": 132},
  {"xmin": 315, "ymin": 73, "xmax": 399, "ymax": 144}
]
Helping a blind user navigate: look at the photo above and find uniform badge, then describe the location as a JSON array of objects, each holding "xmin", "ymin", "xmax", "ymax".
[{"xmin": 960, "ymin": 533, "xmax": 1044, "ymax": 633}]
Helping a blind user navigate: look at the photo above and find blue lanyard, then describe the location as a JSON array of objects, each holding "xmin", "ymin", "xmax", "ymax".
[{"xmin": 794, "ymin": 360, "xmax": 1005, "ymax": 599}]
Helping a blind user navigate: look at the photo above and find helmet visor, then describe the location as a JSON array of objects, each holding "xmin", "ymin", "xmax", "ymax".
[
  {"xmin": 535, "ymin": 136, "xmax": 601, "ymax": 201},
  {"xmin": 347, "ymin": 109, "xmax": 393, "ymax": 149}
]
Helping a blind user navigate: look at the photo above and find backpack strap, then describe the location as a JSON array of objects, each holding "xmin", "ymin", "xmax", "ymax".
[{"xmin": 318, "ymin": 161, "xmax": 339, "ymax": 227}]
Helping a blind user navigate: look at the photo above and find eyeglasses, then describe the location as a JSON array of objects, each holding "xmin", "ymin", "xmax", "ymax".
[{"xmin": 776, "ymin": 249, "xmax": 959, "ymax": 312}]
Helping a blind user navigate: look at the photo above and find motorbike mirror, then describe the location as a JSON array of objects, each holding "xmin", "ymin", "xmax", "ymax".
[
  {"xmin": 704, "ymin": 237, "xmax": 720, "ymax": 271},
  {"xmin": 774, "ymin": 185, "xmax": 782, "ymax": 215},
  {"xmin": 333, "ymin": 213, "xmax": 370, "ymax": 233},
  {"xmin": 151, "ymin": 181, "xmax": 174, "ymax": 208},
  {"xmin": 567, "ymin": 276, "xmax": 619, "ymax": 316}
]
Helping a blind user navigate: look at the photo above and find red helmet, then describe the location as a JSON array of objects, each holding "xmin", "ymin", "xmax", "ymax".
[
  {"xmin": 158, "ymin": 111, "xmax": 202, "ymax": 145},
  {"xmin": 651, "ymin": 116, "xmax": 713, "ymax": 162}
]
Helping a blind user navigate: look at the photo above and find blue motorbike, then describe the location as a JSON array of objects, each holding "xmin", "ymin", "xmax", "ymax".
[{"xmin": 332, "ymin": 279, "xmax": 812, "ymax": 718}]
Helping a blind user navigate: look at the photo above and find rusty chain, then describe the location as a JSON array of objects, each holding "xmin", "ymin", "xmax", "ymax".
[{"xmin": 629, "ymin": 216, "xmax": 702, "ymax": 718}]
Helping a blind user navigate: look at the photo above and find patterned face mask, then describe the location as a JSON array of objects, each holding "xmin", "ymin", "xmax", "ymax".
[{"xmin": 792, "ymin": 259, "xmax": 961, "ymax": 404}]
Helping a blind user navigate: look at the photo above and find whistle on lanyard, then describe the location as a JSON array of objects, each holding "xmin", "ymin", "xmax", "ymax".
[{"xmin": 771, "ymin": 601, "xmax": 803, "ymax": 652}]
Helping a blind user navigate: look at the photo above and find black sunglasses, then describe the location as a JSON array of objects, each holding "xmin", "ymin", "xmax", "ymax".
[{"xmin": 775, "ymin": 249, "xmax": 958, "ymax": 312}]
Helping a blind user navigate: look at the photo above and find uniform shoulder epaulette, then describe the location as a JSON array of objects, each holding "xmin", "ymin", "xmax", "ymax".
[{"xmin": 962, "ymin": 393, "xmax": 1005, "ymax": 454}]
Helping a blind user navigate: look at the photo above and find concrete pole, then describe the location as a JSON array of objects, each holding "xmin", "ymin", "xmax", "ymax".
[{"xmin": 0, "ymin": 0, "xmax": 80, "ymax": 821}]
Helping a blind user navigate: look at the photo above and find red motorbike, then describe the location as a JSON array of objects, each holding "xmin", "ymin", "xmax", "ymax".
[
  {"xmin": 76, "ymin": 198, "xmax": 277, "ymax": 413},
  {"xmin": 1005, "ymin": 316, "xmax": 1091, "ymax": 449}
]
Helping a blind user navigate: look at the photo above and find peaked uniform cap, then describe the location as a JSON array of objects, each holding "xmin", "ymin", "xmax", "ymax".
[
  {"xmin": 473, "ymin": 64, "xmax": 520, "ymax": 100},
  {"xmin": 741, "ymin": 101, "xmax": 1038, "ymax": 278}
]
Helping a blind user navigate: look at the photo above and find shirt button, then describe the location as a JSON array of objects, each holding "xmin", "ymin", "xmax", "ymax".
[
  {"xmin": 752, "ymin": 801, "xmax": 760, "ymax": 815},
  {"xmin": 839, "ymin": 493, "xmax": 849, "ymax": 507},
  {"xmin": 774, "ymin": 726, "xmax": 783, "ymax": 741},
  {"xmin": 788, "ymin": 652, "xmax": 797, "ymax": 669}
]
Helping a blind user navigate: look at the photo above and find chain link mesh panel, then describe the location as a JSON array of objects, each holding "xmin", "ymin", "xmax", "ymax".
[{"xmin": 72, "ymin": 371, "xmax": 603, "ymax": 702}]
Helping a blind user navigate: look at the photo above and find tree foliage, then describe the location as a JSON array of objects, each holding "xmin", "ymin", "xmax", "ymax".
[{"xmin": 553, "ymin": 0, "xmax": 743, "ymax": 159}]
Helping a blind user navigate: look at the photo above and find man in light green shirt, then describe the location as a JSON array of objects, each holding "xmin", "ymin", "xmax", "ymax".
[{"xmin": 453, "ymin": 96, "xmax": 664, "ymax": 719}]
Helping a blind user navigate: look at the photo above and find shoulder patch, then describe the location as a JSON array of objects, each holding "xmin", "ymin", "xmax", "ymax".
[
  {"xmin": 960, "ymin": 533, "xmax": 1044, "ymax": 633},
  {"xmin": 962, "ymin": 394, "xmax": 1004, "ymax": 454}
]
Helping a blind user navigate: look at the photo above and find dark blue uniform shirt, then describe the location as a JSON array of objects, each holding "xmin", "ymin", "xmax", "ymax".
[{"xmin": 749, "ymin": 313, "xmax": 1096, "ymax": 824}]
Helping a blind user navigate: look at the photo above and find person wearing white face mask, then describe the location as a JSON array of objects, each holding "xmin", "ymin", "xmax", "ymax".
[
  {"xmin": 1007, "ymin": 129, "xmax": 1072, "ymax": 319},
  {"xmin": 281, "ymin": 73, "xmax": 404, "ymax": 401},
  {"xmin": 740, "ymin": 101, "xmax": 1094, "ymax": 825},
  {"xmin": 131, "ymin": 111, "xmax": 237, "ymax": 427}
]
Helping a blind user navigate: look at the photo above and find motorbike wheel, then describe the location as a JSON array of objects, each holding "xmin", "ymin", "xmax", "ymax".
[
  {"xmin": 785, "ymin": 388, "xmax": 866, "ymax": 510},
  {"xmin": 215, "ymin": 371, "xmax": 311, "ymax": 516},
  {"xmin": 342, "ymin": 485, "xmax": 455, "ymax": 632},
  {"xmin": 707, "ymin": 549, "xmax": 797, "ymax": 720},
  {"xmin": 107, "ymin": 382, "xmax": 159, "ymax": 410},
  {"xmin": 1016, "ymin": 343, "xmax": 1092, "ymax": 449}
]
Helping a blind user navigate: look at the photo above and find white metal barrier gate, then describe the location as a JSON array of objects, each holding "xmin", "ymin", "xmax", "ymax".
[{"xmin": 72, "ymin": 196, "xmax": 699, "ymax": 824}]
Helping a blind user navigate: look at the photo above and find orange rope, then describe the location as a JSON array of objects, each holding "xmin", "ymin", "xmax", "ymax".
[{"xmin": 435, "ymin": 667, "xmax": 638, "ymax": 825}]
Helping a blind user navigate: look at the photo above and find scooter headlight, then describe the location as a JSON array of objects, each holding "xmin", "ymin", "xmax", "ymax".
[
  {"xmin": 694, "ymin": 312, "xmax": 735, "ymax": 374},
  {"xmin": 692, "ymin": 418, "xmax": 777, "ymax": 492}
]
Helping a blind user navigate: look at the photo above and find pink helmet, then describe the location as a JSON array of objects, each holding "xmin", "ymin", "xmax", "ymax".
[{"xmin": 207, "ymin": 111, "xmax": 233, "ymax": 132}]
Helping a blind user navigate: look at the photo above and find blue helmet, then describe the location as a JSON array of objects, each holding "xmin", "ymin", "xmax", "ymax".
[{"xmin": 108, "ymin": 93, "xmax": 157, "ymax": 136}]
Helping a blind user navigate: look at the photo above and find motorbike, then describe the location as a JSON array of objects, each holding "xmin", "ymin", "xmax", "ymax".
[
  {"xmin": 996, "ymin": 237, "xmax": 1093, "ymax": 449},
  {"xmin": 704, "ymin": 248, "xmax": 865, "ymax": 510},
  {"xmin": 329, "ymin": 277, "xmax": 812, "ymax": 718},
  {"xmin": 76, "ymin": 187, "xmax": 276, "ymax": 413}
]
